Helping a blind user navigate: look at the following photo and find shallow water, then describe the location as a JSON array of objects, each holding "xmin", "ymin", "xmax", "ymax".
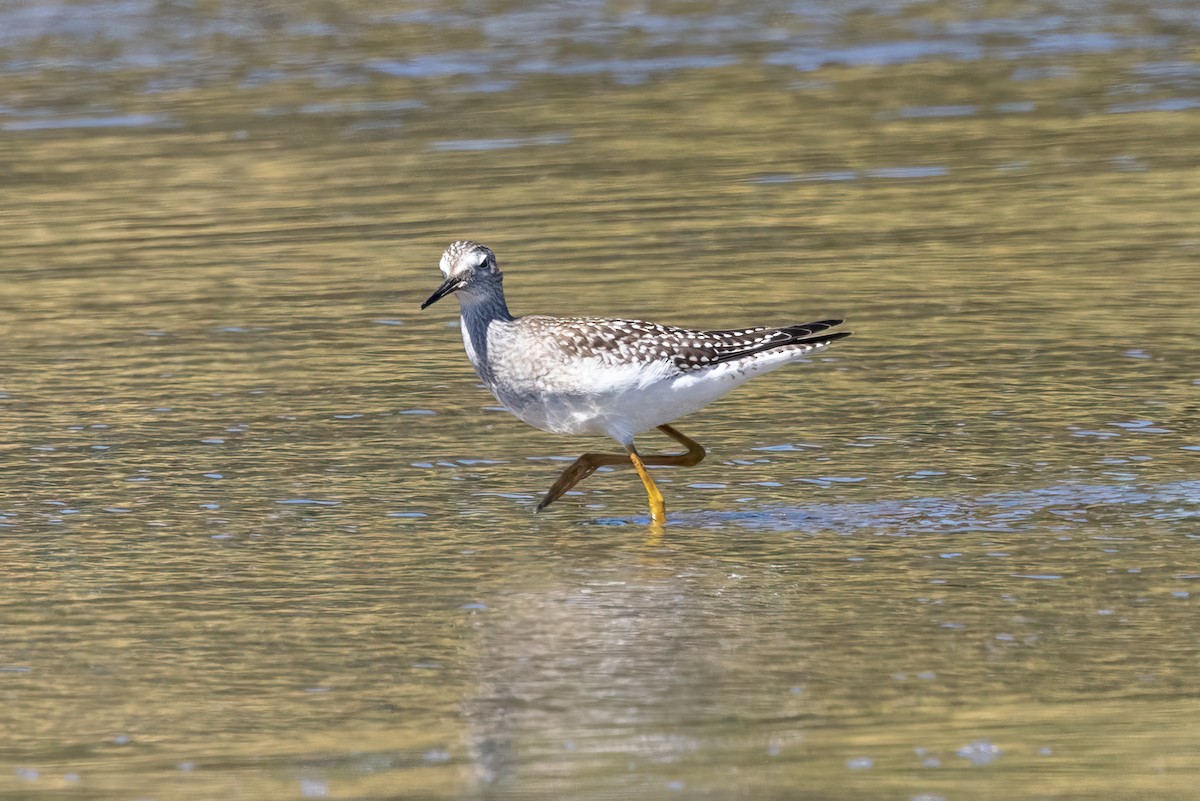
[{"xmin": 2, "ymin": 1, "xmax": 1200, "ymax": 799}]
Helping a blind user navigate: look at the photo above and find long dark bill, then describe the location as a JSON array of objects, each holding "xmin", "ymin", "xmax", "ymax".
[{"xmin": 420, "ymin": 277, "xmax": 463, "ymax": 309}]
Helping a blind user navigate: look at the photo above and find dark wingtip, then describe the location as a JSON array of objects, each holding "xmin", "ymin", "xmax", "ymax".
[
  {"xmin": 799, "ymin": 330, "xmax": 852, "ymax": 347},
  {"xmin": 783, "ymin": 319, "xmax": 848, "ymax": 337}
]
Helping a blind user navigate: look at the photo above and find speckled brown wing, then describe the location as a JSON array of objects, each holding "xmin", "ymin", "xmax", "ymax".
[
  {"xmin": 673, "ymin": 319, "xmax": 849, "ymax": 371},
  {"xmin": 521, "ymin": 316, "xmax": 849, "ymax": 373}
]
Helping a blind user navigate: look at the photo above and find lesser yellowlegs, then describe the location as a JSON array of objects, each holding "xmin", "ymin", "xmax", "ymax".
[{"xmin": 421, "ymin": 240, "xmax": 850, "ymax": 524}]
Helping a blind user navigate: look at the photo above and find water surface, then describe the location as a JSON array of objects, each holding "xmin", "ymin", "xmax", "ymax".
[{"xmin": 2, "ymin": 2, "xmax": 1199, "ymax": 799}]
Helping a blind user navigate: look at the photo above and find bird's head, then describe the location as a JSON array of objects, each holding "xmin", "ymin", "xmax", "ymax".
[{"xmin": 421, "ymin": 240, "xmax": 501, "ymax": 309}]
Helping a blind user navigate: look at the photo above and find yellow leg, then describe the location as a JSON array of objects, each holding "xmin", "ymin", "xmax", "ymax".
[
  {"xmin": 626, "ymin": 445, "xmax": 666, "ymax": 526},
  {"xmin": 534, "ymin": 426, "xmax": 706, "ymax": 525},
  {"xmin": 654, "ymin": 424, "xmax": 706, "ymax": 467},
  {"xmin": 536, "ymin": 452, "xmax": 631, "ymax": 512}
]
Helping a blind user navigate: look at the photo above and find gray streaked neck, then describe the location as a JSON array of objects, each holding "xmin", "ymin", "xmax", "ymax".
[
  {"xmin": 456, "ymin": 277, "xmax": 514, "ymax": 325},
  {"xmin": 457, "ymin": 278, "xmax": 514, "ymax": 385}
]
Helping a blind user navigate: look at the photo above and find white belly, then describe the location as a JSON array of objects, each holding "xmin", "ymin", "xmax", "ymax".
[{"xmin": 490, "ymin": 350, "xmax": 805, "ymax": 445}]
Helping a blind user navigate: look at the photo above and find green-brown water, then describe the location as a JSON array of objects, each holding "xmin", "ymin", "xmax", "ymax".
[{"xmin": 3, "ymin": 2, "xmax": 1199, "ymax": 799}]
